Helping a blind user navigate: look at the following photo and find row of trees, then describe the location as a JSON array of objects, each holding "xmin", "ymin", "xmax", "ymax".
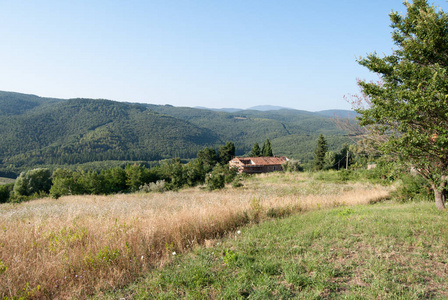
[
  {"xmin": 0, "ymin": 142, "xmax": 239, "ymax": 203},
  {"xmin": 313, "ymin": 134, "xmax": 363, "ymax": 171},
  {"xmin": 249, "ymin": 139, "xmax": 273, "ymax": 157}
]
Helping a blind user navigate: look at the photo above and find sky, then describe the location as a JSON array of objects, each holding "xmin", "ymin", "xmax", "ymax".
[{"xmin": 1, "ymin": 1, "xmax": 447, "ymax": 112}]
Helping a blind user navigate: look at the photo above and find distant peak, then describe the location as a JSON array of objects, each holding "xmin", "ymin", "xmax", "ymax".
[{"xmin": 247, "ymin": 105, "xmax": 292, "ymax": 111}]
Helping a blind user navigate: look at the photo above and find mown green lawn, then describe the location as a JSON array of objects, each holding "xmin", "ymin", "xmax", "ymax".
[{"xmin": 99, "ymin": 201, "xmax": 448, "ymax": 299}]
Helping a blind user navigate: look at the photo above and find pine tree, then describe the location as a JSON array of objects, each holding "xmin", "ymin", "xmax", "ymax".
[
  {"xmin": 218, "ymin": 141, "xmax": 235, "ymax": 164},
  {"xmin": 314, "ymin": 134, "xmax": 327, "ymax": 171},
  {"xmin": 261, "ymin": 139, "xmax": 273, "ymax": 157},
  {"xmin": 250, "ymin": 142, "xmax": 261, "ymax": 157}
]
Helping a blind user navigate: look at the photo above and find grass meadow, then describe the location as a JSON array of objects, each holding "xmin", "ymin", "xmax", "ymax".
[
  {"xmin": 105, "ymin": 201, "xmax": 448, "ymax": 299},
  {"xmin": 0, "ymin": 177, "xmax": 14, "ymax": 185},
  {"xmin": 0, "ymin": 172, "xmax": 390, "ymax": 299}
]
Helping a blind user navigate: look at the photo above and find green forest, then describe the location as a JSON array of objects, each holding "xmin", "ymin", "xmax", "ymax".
[{"xmin": 0, "ymin": 91, "xmax": 356, "ymax": 177}]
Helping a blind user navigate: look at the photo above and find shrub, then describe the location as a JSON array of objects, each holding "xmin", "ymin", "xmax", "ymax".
[
  {"xmin": 50, "ymin": 169, "xmax": 85, "ymax": 199},
  {"xmin": 140, "ymin": 180, "xmax": 167, "ymax": 193},
  {"xmin": 0, "ymin": 183, "xmax": 13, "ymax": 203},
  {"xmin": 13, "ymin": 168, "xmax": 52, "ymax": 197},
  {"xmin": 282, "ymin": 160, "xmax": 303, "ymax": 172},
  {"xmin": 392, "ymin": 174, "xmax": 432, "ymax": 202},
  {"xmin": 338, "ymin": 169, "xmax": 351, "ymax": 182},
  {"xmin": 206, "ymin": 166, "xmax": 225, "ymax": 191},
  {"xmin": 231, "ymin": 175, "xmax": 244, "ymax": 188}
]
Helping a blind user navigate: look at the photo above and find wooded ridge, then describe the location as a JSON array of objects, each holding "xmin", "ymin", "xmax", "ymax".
[{"xmin": 0, "ymin": 91, "xmax": 355, "ymax": 176}]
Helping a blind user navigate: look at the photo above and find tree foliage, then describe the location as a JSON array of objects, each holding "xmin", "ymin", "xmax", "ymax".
[
  {"xmin": 314, "ymin": 134, "xmax": 328, "ymax": 171},
  {"xmin": 356, "ymin": 0, "xmax": 448, "ymax": 209},
  {"xmin": 13, "ymin": 168, "xmax": 52, "ymax": 197},
  {"xmin": 262, "ymin": 139, "xmax": 273, "ymax": 157},
  {"xmin": 249, "ymin": 142, "xmax": 261, "ymax": 157},
  {"xmin": 0, "ymin": 92, "xmax": 354, "ymax": 175},
  {"xmin": 0, "ymin": 184, "xmax": 13, "ymax": 203},
  {"xmin": 218, "ymin": 141, "xmax": 235, "ymax": 164}
]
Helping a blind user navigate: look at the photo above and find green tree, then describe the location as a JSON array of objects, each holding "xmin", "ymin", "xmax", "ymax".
[
  {"xmin": 184, "ymin": 159, "xmax": 208, "ymax": 187},
  {"xmin": 355, "ymin": 0, "xmax": 448, "ymax": 209},
  {"xmin": 314, "ymin": 134, "xmax": 328, "ymax": 171},
  {"xmin": 50, "ymin": 169, "xmax": 85, "ymax": 199},
  {"xmin": 77, "ymin": 171, "xmax": 106, "ymax": 195},
  {"xmin": 206, "ymin": 164, "xmax": 226, "ymax": 190},
  {"xmin": 261, "ymin": 139, "xmax": 273, "ymax": 157},
  {"xmin": 249, "ymin": 142, "xmax": 261, "ymax": 157},
  {"xmin": 125, "ymin": 164, "xmax": 147, "ymax": 192},
  {"xmin": 159, "ymin": 158, "xmax": 186, "ymax": 190},
  {"xmin": 0, "ymin": 184, "xmax": 12, "ymax": 203},
  {"xmin": 197, "ymin": 147, "xmax": 218, "ymax": 172},
  {"xmin": 218, "ymin": 141, "xmax": 235, "ymax": 164},
  {"xmin": 323, "ymin": 151, "xmax": 336, "ymax": 170},
  {"xmin": 13, "ymin": 168, "xmax": 52, "ymax": 197},
  {"xmin": 101, "ymin": 167, "xmax": 128, "ymax": 194}
]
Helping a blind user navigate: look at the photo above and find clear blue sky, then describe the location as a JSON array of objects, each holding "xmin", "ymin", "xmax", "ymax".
[{"xmin": 1, "ymin": 1, "xmax": 447, "ymax": 111}]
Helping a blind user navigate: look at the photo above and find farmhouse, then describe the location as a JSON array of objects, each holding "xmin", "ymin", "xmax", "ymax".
[{"xmin": 229, "ymin": 156, "xmax": 289, "ymax": 174}]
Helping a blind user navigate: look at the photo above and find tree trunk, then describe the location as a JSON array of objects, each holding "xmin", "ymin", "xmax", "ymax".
[{"xmin": 433, "ymin": 184, "xmax": 446, "ymax": 210}]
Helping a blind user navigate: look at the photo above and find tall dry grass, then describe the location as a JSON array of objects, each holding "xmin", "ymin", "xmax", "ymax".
[{"xmin": 0, "ymin": 173, "xmax": 391, "ymax": 299}]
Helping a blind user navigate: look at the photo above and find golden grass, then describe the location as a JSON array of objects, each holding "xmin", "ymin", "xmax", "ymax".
[
  {"xmin": 0, "ymin": 177, "xmax": 14, "ymax": 185},
  {"xmin": 0, "ymin": 173, "xmax": 391, "ymax": 299}
]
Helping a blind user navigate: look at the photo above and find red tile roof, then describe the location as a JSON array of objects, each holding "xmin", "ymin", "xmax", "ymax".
[{"xmin": 231, "ymin": 156, "xmax": 288, "ymax": 166}]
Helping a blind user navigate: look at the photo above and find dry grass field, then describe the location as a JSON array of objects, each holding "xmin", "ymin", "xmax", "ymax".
[
  {"xmin": 0, "ymin": 173, "xmax": 391, "ymax": 299},
  {"xmin": 0, "ymin": 177, "xmax": 14, "ymax": 185}
]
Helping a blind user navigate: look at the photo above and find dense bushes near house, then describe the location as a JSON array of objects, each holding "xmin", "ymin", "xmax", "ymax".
[
  {"xmin": 0, "ymin": 155, "xmax": 239, "ymax": 202},
  {"xmin": 282, "ymin": 159, "xmax": 303, "ymax": 172},
  {"xmin": 391, "ymin": 174, "xmax": 432, "ymax": 202}
]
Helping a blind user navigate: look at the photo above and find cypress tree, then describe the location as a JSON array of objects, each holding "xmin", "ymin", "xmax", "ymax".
[
  {"xmin": 250, "ymin": 142, "xmax": 261, "ymax": 157},
  {"xmin": 314, "ymin": 134, "xmax": 328, "ymax": 171},
  {"xmin": 262, "ymin": 139, "xmax": 273, "ymax": 157}
]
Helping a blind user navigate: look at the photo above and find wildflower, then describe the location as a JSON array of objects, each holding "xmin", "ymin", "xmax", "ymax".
[
  {"xmin": 141, "ymin": 256, "xmax": 144, "ymax": 260},
  {"xmin": 237, "ymin": 230, "xmax": 241, "ymax": 235},
  {"xmin": 172, "ymin": 251, "xmax": 176, "ymax": 256}
]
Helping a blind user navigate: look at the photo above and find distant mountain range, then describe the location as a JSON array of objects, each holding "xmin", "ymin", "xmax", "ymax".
[
  {"xmin": 0, "ymin": 91, "xmax": 357, "ymax": 176},
  {"xmin": 194, "ymin": 105, "xmax": 294, "ymax": 112},
  {"xmin": 195, "ymin": 105, "xmax": 358, "ymax": 117}
]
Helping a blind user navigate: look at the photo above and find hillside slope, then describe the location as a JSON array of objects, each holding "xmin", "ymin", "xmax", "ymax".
[
  {"xmin": 0, "ymin": 91, "xmax": 355, "ymax": 175},
  {"xmin": 0, "ymin": 97, "xmax": 220, "ymax": 172},
  {"xmin": 0, "ymin": 91, "xmax": 63, "ymax": 116}
]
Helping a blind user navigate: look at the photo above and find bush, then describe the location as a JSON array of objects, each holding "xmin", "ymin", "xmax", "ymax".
[
  {"xmin": 282, "ymin": 160, "xmax": 303, "ymax": 172},
  {"xmin": 231, "ymin": 175, "xmax": 244, "ymax": 188},
  {"xmin": 140, "ymin": 180, "xmax": 167, "ymax": 193},
  {"xmin": 13, "ymin": 168, "xmax": 52, "ymax": 197},
  {"xmin": 206, "ymin": 166, "xmax": 226, "ymax": 191},
  {"xmin": 338, "ymin": 169, "xmax": 351, "ymax": 182},
  {"xmin": 0, "ymin": 183, "xmax": 13, "ymax": 203},
  {"xmin": 392, "ymin": 174, "xmax": 432, "ymax": 202},
  {"xmin": 50, "ymin": 169, "xmax": 85, "ymax": 199}
]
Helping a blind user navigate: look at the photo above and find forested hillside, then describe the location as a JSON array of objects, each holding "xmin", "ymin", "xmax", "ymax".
[
  {"xmin": 144, "ymin": 104, "xmax": 349, "ymax": 154},
  {"xmin": 0, "ymin": 91, "xmax": 356, "ymax": 176},
  {"xmin": 0, "ymin": 91, "xmax": 63, "ymax": 116},
  {"xmin": 0, "ymin": 95, "xmax": 220, "ymax": 175}
]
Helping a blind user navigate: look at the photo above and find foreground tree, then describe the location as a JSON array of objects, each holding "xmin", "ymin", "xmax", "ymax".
[{"xmin": 356, "ymin": 0, "xmax": 448, "ymax": 209}]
